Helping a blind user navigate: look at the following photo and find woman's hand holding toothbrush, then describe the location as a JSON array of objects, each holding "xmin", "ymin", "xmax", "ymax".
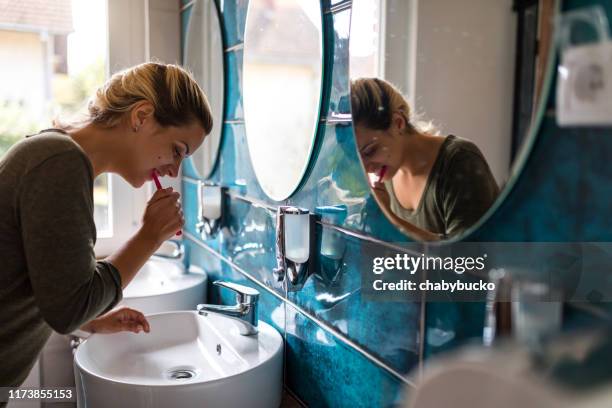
[
  {"xmin": 140, "ymin": 187, "xmax": 184, "ymax": 247},
  {"xmin": 106, "ymin": 186, "xmax": 184, "ymax": 290}
]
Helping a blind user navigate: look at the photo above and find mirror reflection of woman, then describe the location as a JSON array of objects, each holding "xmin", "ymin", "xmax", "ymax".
[{"xmin": 351, "ymin": 78, "xmax": 499, "ymax": 240}]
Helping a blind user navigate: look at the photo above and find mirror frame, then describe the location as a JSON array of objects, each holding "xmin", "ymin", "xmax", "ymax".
[
  {"xmin": 183, "ymin": 0, "xmax": 225, "ymax": 180},
  {"xmin": 348, "ymin": 0, "xmax": 561, "ymax": 242},
  {"xmin": 242, "ymin": 0, "xmax": 325, "ymax": 201}
]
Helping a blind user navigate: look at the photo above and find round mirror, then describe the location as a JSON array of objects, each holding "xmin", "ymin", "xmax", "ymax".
[
  {"xmin": 349, "ymin": 0, "xmax": 558, "ymax": 241},
  {"xmin": 243, "ymin": 0, "xmax": 324, "ymax": 201},
  {"xmin": 184, "ymin": 0, "xmax": 224, "ymax": 179}
]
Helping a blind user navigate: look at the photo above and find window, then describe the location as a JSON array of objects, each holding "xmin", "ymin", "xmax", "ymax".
[
  {"xmin": 70, "ymin": 0, "xmax": 114, "ymax": 239},
  {"xmin": 349, "ymin": 0, "xmax": 419, "ymax": 104},
  {"xmin": 93, "ymin": 174, "xmax": 112, "ymax": 236},
  {"xmin": 0, "ymin": 0, "xmax": 113, "ymax": 239},
  {"xmin": 0, "ymin": 0, "xmax": 143, "ymax": 256},
  {"xmin": 2, "ymin": 0, "xmax": 182, "ymax": 257}
]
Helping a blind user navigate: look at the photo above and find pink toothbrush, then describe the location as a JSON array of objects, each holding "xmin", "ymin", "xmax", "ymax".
[{"xmin": 151, "ymin": 170, "xmax": 182, "ymax": 236}]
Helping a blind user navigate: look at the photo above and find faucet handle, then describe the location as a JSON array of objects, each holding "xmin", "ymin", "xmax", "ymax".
[{"xmin": 214, "ymin": 281, "xmax": 259, "ymax": 304}]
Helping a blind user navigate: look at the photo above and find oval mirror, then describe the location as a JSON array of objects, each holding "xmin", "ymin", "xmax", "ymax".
[
  {"xmin": 184, "ymin": 0, "xmax": 224, "ymax": 179},
  {"xmin": 243, "ymin": 0, "xmax": 324, "ymax": 201},
  {"xmin": 349, "ymin": 0, "xmax": 558, "ymax": 241}
]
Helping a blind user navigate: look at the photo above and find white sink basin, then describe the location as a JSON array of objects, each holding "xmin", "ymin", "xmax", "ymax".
[
  {"xmin": 120, "ymin": 258, "xmax": 206, "ymax": 314},
  {"xmin": 74, "ymin": 311, "xmax": 283, "ymax": 408}
]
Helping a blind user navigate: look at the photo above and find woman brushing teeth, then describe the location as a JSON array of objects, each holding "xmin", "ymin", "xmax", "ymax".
[
  {"xmin": 351, "ymin": 78, "xmax": 499, "ymax": 240},
  {"xmin": 0, "ymin": 62, "xmax": 213, "ymax": 388}
]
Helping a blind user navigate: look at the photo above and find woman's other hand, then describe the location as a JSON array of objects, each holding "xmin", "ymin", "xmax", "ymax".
[
  {"xmin": 81, "ymin": 307, "xmax": 151, "ymax": 334},
  {"xmin": 372, "ymin": 180, "xmax": 391, "ymax": 211},
  {"xmin": 140, "ymin": 187, "xmax": 184, "ymax": 245}
]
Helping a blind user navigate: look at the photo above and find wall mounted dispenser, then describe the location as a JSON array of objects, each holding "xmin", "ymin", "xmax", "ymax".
[
  {"xmin": 273, "ymin": 206, "xmax": 315, "ymax": 291},
  {"xmin": 317, "ymin": 205, "xmax": 347, "ymax": 285},
  {"xmin": 196, "ymin": 181, "xmax": 225, "ymax": 238},
  {"xmin": 557, "ymin": 6, "xmax": 612, "ymax": 126}
]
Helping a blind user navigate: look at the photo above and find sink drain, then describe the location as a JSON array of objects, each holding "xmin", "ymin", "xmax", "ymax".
[{"xmin": 167, "ymin": 367, "xmax": 198, "ymax": 381}]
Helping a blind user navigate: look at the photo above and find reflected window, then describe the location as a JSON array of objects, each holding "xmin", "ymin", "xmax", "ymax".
[
  {"xmin": 349, "ymin": 0, "xmax": 384, "ymax": 78},
  {"xmin": 243, "ymin": 0, "xmax": 324, "ymax": 200}
]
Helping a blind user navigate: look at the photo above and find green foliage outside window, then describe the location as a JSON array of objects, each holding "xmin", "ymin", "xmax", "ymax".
[{"xmin": 0, "ymin": 58, "xmax": 105, "ymax": 157}]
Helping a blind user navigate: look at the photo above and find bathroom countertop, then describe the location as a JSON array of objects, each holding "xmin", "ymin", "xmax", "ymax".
[{"xmin": 281, "ymin": 389, "xmax": 304, "ymax": 407}]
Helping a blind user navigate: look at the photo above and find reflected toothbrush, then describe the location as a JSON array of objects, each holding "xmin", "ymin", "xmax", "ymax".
[
  {"xmin": 150, "ymin": 170, "xmax": 182, "ymax": 236},
  {"xmin": 377, "ymin": 166, "xmax": 387, "ymax": 183}
]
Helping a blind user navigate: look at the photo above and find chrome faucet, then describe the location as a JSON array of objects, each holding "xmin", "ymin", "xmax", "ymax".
[{"xmin": 197, "ymin": 281, "xmax": 260, "ymax": 336}]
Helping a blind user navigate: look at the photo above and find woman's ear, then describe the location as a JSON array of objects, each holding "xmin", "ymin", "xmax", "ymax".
[
  {"xmin": 130, "ymin": 101, "xmax": 155, "ymax": 131},
  {"xmin": 392, "ymin": 111, "xmax": 407, "ymax": 135}
]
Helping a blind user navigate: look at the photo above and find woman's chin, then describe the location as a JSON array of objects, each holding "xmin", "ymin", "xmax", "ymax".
[{"xmin": 127, "ymin": 174, "xmax": 147, "ymax": 188}]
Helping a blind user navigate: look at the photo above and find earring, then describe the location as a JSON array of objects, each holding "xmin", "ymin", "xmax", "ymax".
[{"xmin": 133, "ymin": 125, "xmax": 139, "ymax": 132}]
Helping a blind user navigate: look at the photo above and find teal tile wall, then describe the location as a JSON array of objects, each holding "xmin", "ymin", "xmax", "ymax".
[{"xmin": 179, "ymin": 0, "xmax": 612, "ymax": 407}]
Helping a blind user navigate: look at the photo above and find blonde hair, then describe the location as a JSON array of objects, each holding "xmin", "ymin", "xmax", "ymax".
[
  {"xmin": 57, "ymin": 62, "xmax": 213, "ymax": 133},
  {"xmin": 350, "ymin": 77, "xmax": 437, "ymax": 135}
]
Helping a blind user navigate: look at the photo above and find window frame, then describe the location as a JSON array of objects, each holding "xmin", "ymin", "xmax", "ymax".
[{"xmin": 95, "ymin": 0, "xmax": 181, "ymax": 257}]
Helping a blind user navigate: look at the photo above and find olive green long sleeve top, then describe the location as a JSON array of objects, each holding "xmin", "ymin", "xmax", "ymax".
[
  {"xmin": 0, "ymin": 130, "xmax": 122, "ymax": 388},
  {"xmin": 385, "ymin": 135, "xmax": 500, "ymax": 238}
]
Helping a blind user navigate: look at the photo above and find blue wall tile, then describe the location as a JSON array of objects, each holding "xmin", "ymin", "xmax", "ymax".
[
  {"xmin": 322, "ymin": 7, "xmax": 352, "ymax": 119},
  {"xmin": 285, "ymin": 303, "xmax": 409, "ymax": 408},
  {"xmin": 288, "ymin": 230, "xmax": 421, "ymax": 375},
  {"xmin": 224, "ymin": 50, "xmax": 244, "ymax": 121},
  {"xmin": 218, "ymin": 0, "xmax": 249, "ymax": 48},
  {"xmin": 180, "ymin": 4, "xmax": 193, "ymax": 64},
  {"xmin": 184, "ymin": 236, "xmax": 224, "ymax": 287},
  {"xmin": 218, "ymin": 122, "xmax": 271, "ymax": 201},
  {"xmin": 423, "ymin": 301, "xmax": 486, "ymax": 359},
  {"xmin": 221, "ymin": 195, "xmax": 284, "ymax": 295},
  {"xmin": 182, "ymin": 178, "xmax": 201, "ymax": 238},
  {"xmin": 182, "ymin": 157, "xmax": 200, "ymax": 180},
  {"xmin": 184, "ymin": 238, "xmax": 286, "ymax": 334}
]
